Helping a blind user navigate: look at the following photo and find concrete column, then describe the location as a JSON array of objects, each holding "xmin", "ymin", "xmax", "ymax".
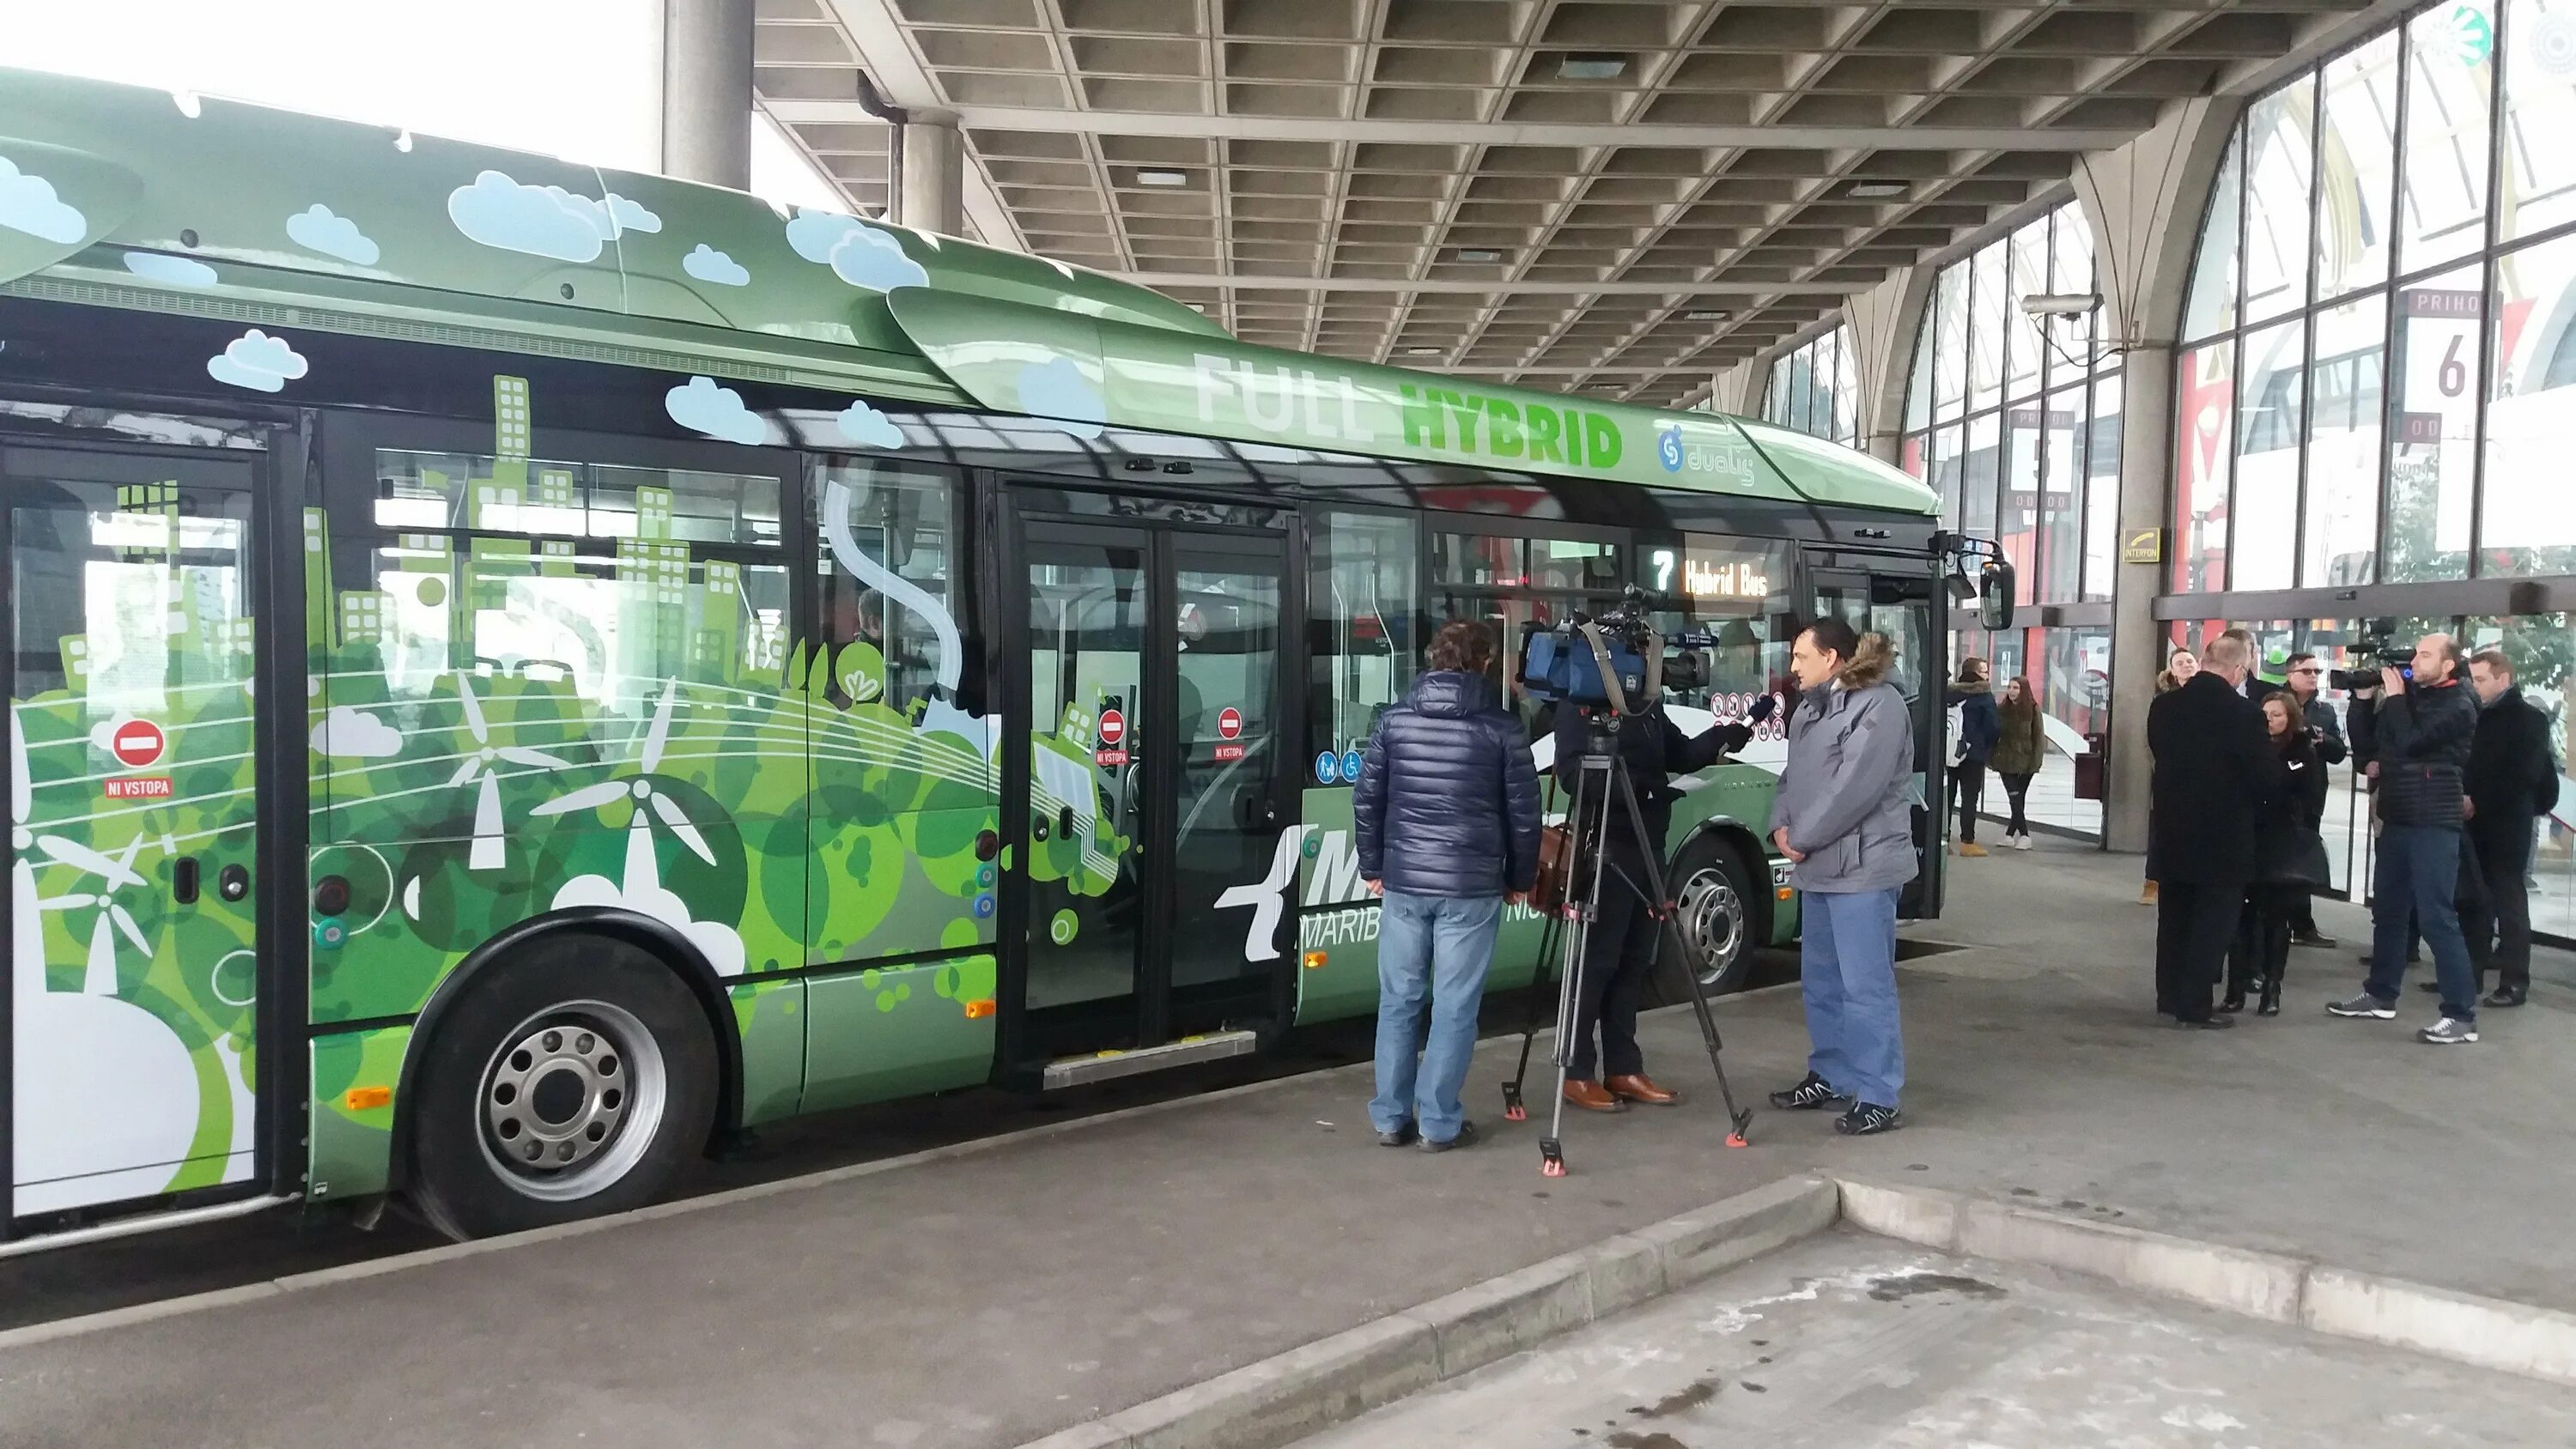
[
  {"xmin": 1709, "ymin": 356, "xmax": 1763, "ymax": 417},
  {"xmin": 1842, "ymin": 267, "xmax": 1935, "ymax": 466},
  {"xmin": 662, "ymin": 0, "xmax": 753, "ymax": 189},
  {"xmin": 900, "ymin": 111, "xmax": 965, "ymax": 236},
  {"xmin": 2070, "ymin": 97, "xmax": 2239, "ymax": 853}
]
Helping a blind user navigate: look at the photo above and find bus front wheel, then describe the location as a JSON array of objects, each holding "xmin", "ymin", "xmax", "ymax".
[
  {"xmin": 408, "ymin": 937, "xmax": 719, "ymax": 1241},
  {"xmin": 1647, "ymin": 838, "xmax": 1758, "ymax": 1008}
]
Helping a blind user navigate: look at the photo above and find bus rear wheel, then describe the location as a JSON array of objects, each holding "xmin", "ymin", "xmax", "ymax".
[
  {"xmin": 1646, "ymin": 838, "xmax": 1758, "ymax": 1008},
  {"xmin": 408, "ymin": 937, "xmax": 718, "ymax": 1241}
]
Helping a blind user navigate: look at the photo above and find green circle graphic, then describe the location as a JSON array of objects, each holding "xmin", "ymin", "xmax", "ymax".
[{"xmin": 1050, "ymin": 908, "xmax": 1079, "ymax": 945}]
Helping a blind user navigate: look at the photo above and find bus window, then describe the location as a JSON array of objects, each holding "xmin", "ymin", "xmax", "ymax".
[
  {"xmin": 811, "ymin": 461, "xmax": 960, "ymax": 713},
  {"xmin": 1309, "ymin": 512, "xmax": 1417, "ymax": 760},
  {"xmin": 1639, "ymin": 535, "xmax": 1796, "ymax": 731}
]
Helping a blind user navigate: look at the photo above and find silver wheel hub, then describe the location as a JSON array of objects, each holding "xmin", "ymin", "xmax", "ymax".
[
  {"xmin": 477, "ymin": 999, "xmax": 666, "ymax": 1203},
  {"xmin": 1676, "ymin": 865, "xmax": 1746, "ymax": 987}
]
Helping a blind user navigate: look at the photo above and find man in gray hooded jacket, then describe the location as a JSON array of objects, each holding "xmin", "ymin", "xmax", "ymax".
[{"xmin": 1766, "ymin": 617, "xmax": 1918, "ymax": 1136}]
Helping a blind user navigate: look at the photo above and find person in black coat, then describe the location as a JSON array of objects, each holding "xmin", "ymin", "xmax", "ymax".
[
  {"xmin": 1549, "ymin": 675, "xmax": 1743, "ymax": 1111},
  {"xmin": 2146, "ymin": 634, "xmax": 2280, "ymax": 1028},
  {"xmin": 2463, "ymin": 649, "xmax": 2558, "ymax": 1008},
  {"xmin": 1355, "ymin": 621, "xmax": 1543, "ymax": 1150},
  {"xmin": 2226, "ymin": 694, "xmax": 2328, "ymax": 1016}
]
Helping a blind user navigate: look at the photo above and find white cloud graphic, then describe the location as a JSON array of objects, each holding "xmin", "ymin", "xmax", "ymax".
[
  {"xmin": 682, "ymin": 244, "xmax": 750, "ymax": 287},
  {"xmin": 205, "ymin": 328, "xmax": 309, "ymax": 393},
  {"xmin": 785, "ymin": 208, "xmax": 867, "ymax": 263},
  {"xmin": 835, "ymin": 400, "xmax": 903, "ymax": 449},
  {"xmin": 286, "ymin": 204, "xmax": 380, "ymax": 265},
  {"xmin": 829, "ymin": 227, "xmax": 928, "ymax": 292},
  {"xmin": 665, "ymin": 375, "xmax": 765, "ymax": 445},
  {"xmin": 447, "ymin": 170, "xmax": 608, "ymax": 263},
  {"xmin": 0, "ymin": 156, "xmax": 87, "ymax": 246},
  {"xmin": 123, "ymin": 251, "xmax": 217, "ymax": 288},
  {"xmin": 602, "ymin": 192, "xmax": 661, "ymax": 235},
  {"xmin": 1018, "ymin": 356, "xmax": 1108, "ymax": 440},
  {"xmin": 783, "ymin": 209, "xmax": 928, "ymax": 293},
  {"xmin": 553, "ymin": 870, "xmax": 748, "ymax": 976},
  {"xmin": 312, "ymin": 706, "xmax": 403, "ymax": 759}
]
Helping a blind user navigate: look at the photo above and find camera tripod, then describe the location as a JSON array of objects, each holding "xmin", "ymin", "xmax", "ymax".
[{"xmin": 1501, "ymin": 707, "xmax": 1755, "ymax": 1178}]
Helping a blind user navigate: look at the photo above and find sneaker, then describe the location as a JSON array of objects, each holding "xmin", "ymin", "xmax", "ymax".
[
  {"xmin": 2141, "ymin": 881, "xmax": 2159, "ymax": 906},
  {"xmin": 2014, "ymin": 834, "xmax": 2032, "ymax": 852},
  {"xmin": 1768, "ymin": 1071, "xmax": 1852, "ymax": 1111},
  {"xmin": 2417, "ymin": 1016, "xmax": 2479, "ymax": 1045},
  {"xmin": 1420, "ymin": 1120, "xmax": 1480, "ymax": 1152},
  {"xmin": 2328, "ymin": 994, "xmax": 2397, "ymax": 1020},
  {"xmin": 2483, "ymin": 985, "xmax": 2528, "ymax": 1009},
  {"xmin": 1959, "ymin": 841, "xmax": 1989, "ymax": 858},
  {"xmin": 1376, "ymin": 1122, "xmax": 1418, "ymax": 1148},
  {"xmin": 1835, "ymin": 1102, "xmax": 1903, "ymax": 1136},
  {"xmin": 2291, "ymin": 930, "xmax": 2338, "ymax": 949}
]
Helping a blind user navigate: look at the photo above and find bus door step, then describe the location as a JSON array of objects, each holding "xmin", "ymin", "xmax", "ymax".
[{"xmin": 1041, "ymin": 1030, "xmax": 1259, "ymax": 1089}]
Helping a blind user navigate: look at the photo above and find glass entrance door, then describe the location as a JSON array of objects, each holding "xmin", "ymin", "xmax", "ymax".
[
  {"xmin": 1010, "ymin": 518, "xmax": 1291, "ymax": 1058},
  {"xmin": 5, "ymin": 441, "xmax": 266, "ymax": 1222},
  {"xmin": 1812, "ymin": 567, "xmax": 1941, "ymax": 919}
]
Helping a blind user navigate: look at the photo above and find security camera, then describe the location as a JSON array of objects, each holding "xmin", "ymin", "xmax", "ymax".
[{"xmin": 2021, "ymin": 292, "xmax": 2102, "ymax": 318}]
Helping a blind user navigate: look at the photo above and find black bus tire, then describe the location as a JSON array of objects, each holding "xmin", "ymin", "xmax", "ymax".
[
  {"xmin": 1646, "ymin": 837, "xmax": 1759, "ymax": 1009},
  {"xmin": 407, "ymin": 936, "xmax": 719, "ymax": 1242}
]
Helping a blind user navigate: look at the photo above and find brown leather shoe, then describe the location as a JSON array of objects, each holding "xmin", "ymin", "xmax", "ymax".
[
  {"xmin": 1607, "ymin": 1073, "xmax": 1678, "ymax": 1106},
  {"xmin": 1562, "ymin": 1079, "xmax": 1625, "ymax": 1113}
]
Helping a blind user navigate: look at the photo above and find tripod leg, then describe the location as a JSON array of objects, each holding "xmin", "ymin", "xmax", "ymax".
[
  {"xmin": 1504, "ymin": 905, "xmax": 1560, "ymax": 1123},
  {"xmin": 1610, "ymin": 763, "xmax": 1755, "ymax": 1149},
  {"xmin": 1540, "ymin": 757, "xmax": 1614, "ymax": 1178}
]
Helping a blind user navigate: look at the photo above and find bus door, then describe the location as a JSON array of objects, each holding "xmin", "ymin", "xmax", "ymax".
[
  {"xmin": 1003, "ymin": 512, "xmax": 1295, "ymax": 1080},
  {"xmin": 3, "ymin": 439, "xmax": 271, "ymax": 1227},
  {"xmin": 1809, "ymin": 565, "xmax": 1943, "ymax": 919}
]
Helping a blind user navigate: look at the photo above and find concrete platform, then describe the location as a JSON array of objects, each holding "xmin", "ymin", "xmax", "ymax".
[
  {"xmin": 3, "ymin": 840, "xmax": 2572, "ymax": 1448},
  {"xmin": 1294, "ymin": 1229, "xmax": 2576, "ymax": 1449}
]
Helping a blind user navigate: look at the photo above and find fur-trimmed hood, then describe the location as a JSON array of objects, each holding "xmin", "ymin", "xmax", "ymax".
[{"xmin": 1838, "ymin": 632, "xmax": 1895, "ymax": 690}]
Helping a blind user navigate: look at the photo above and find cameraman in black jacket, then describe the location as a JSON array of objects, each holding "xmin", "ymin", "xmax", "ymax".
[
  {"xmin": 1548, "ymin": 660, "xmax": 1751, "ymax": 1113},
  {"xmin": 2330, "ymin": 634, "xmax": 2484, "ymax": 1042}
]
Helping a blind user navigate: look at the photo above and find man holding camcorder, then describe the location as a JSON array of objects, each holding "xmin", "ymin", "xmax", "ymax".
[{"xmin": 2330, "ymin": 634, "xmax": 2483, "ymax": 1043}]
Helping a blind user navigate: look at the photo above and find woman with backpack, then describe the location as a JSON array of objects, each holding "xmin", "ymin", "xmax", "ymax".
[
  {"xmin": 1988, "ymin": 676, "xmax": 2045, "ymax": 851},
  {"xmin": 1946, "ymin": 658, "xmax": 2002, "ymax": 858}
]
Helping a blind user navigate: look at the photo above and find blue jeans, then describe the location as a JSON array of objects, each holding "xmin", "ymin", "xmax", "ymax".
[
  {"xmin": 2366, "ymin": 824, "xmax": 2479, "ymax": 1022},
  {"xmin": 1801, "ymin": 887, "xmax": 1905, "ymax": 1110},
  {"xmin": 1370, "ymin": 891, "xmax": 1504, "ymax": 1143}
]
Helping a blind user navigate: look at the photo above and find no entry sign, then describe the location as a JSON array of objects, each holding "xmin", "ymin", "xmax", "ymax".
[
  {"xmin": 110, "ymin": 718, "xmax": 166, "ymax": 770},
  {"xmin": 1216, "ymin": 706, "xmax": 1242, "ymax": 740},
  {"xmin": 1097, "ymin": 708, "xmax": 1126, "ymax": 747}
]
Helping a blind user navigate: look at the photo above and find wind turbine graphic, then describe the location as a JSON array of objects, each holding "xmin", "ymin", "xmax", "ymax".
[
  {"xmin": 10, "ymin": 706, "xmax": 201, "ymax": 1214},
  {"xmin": 527, "ymin": 682, "xmax": 714, "ymax": 866},
  {"xmin": 447, "ymin": 670, "xmax": 574, "ymax": 870}
]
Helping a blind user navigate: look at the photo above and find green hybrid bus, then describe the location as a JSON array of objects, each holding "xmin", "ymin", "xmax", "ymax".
[{"xmin": 0, "ymin": 70, "xmax": 1979, "ymax": 1247}]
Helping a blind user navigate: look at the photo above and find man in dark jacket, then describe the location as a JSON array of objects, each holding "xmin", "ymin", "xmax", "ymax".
[
  {"xmin": 2463, "ymin": 649, "xmax": 2557, "ymax": 1009},
  {"xmin": 1355, "ymin": 621, "xmax": 1542, "ymax": 1151},
  {"xmin": 1549, "ymin": 662, "xmax": 1742, "ymax": 1112},
  {"xmin": 1947, "ymin": 659, "xmax": 2002, "ymax": 855},
  {"xmin": 2330, "ymin": 634, "xmax": 2482, "ymax": 1042},
  {"xmin": 2277, "ymin": 652, "xmax": 2348, "ymax": 948},
  {"xmin": 2147, "ymin": 634, "xmax": 2279, "ymax": 1028}
]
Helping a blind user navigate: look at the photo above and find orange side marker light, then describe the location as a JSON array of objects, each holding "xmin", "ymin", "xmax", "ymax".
[
  {"xmin": 344, "ymin": 1085, "xmax": 392, "ymax": 1112},
  {"xmin": 1302, "ymin": 950, "xmax": 1327, "ymax": 971},
  {"xmin": 963, "ymin": 998, "xmax": 997, "ymax": 1020}
]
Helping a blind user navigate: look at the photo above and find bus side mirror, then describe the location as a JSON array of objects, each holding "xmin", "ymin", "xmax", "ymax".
[{"xmin": 1978, "ymin": 561, "xmax": 2015, "ymax": 630}]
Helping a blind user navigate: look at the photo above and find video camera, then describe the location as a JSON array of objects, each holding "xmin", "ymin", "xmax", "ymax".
[
  {"xmin": 1516, "ymin": 586, "xmax": 1714, "ymax": 710},
  {"xmin": 2327, "ymin": 620, "xmax": 2413, "ymax": 693}
]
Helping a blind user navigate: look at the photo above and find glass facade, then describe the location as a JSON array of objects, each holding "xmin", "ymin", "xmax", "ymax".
[
  {"xmin": 2174, "ymin": 0, "xmax": 2576, "ymax": 586},
  {"xmin": 1900, "ymin": 203, "xmax": 2125, "ymax": 840},
  {"xmin": 2166, "ymin": 0, "xmax": 2576, "ymax": 941},
  {"xmin": 1759, "ymin": 324, "xmax": 1860, "ymax": 446}
]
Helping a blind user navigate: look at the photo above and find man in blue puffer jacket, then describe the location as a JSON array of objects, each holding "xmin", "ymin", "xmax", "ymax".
[{"xmin": 1355, "ymin": 621, "xmax": 1543, "ymax": 1152}]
